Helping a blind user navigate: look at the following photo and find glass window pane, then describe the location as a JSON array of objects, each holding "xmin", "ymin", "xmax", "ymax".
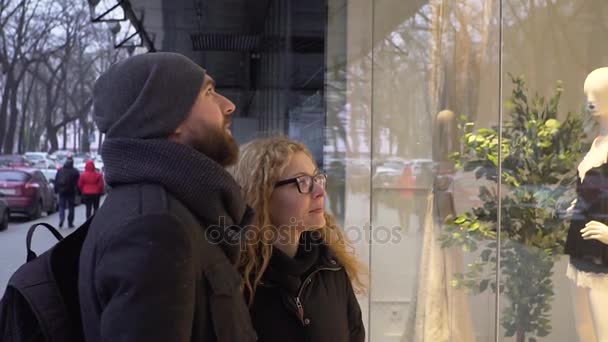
[
  {"xmin": 0, "ymin": 171, "xmax": 30, "ymax": 182},
  {"xmin": 500, "ymin": 1, "xmax": 608, "ymax": 341},
  {"xmin": 11, "ymin": 1, "xmax": 607, "ymax": 340},
  {"xmin": 326, "ymin": 0, "xmax": 374, "ymax": 335},
  {"xmin": 328, "ymin": 0, "xmax": 502, "ymax": 340}
]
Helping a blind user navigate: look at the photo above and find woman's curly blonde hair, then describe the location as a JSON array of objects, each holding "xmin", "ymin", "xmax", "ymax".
[{"xmin": 229, "ymin": 136, "xmax": 367, "ymax": 306}]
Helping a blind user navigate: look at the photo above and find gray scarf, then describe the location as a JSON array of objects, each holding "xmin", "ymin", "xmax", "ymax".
[{"xmin": 101, "ymin": 138, "xmax": 253, "ymax": 263}]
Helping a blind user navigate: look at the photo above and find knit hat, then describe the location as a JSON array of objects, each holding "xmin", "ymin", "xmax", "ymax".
[{"xmin": 93, "ymin": 52, "xmax": 206, "ymax": 139}]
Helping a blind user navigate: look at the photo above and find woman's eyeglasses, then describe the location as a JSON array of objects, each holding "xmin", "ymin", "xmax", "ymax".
[{"xmin": 274, "ymin": 172, "xmax": 327, "ymax": 194}]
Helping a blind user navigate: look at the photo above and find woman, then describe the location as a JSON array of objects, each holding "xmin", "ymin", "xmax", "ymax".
[
  {"xmin": 230, "ymin": 136, "xmax": 366, "ymax": 342},
  {"xmin": 77, "ymin": 159, "xmax": 104, "ymax": 218}
]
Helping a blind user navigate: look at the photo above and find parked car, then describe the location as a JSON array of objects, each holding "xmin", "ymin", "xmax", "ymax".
[
  {"xmin": 372, "ymin": 158, "xmax": 438, "ymax": 190},
  {"xmin": 94, "ymin": 156, "xmax": 104, "ymax": 173},
  {"xmin": 49, "ymin": 150, "xmax": 74, "ymax": 166},
  {"xmin": 40, "ymin": 168, "xmax": 58, "ymax": 184},
  {"xmin": 0, "ymin": 167, "xmax": 57, "ymax": 219},
  {"xmin": 0, "ymin": 155, "xmax": 31, "ymax": 167},
  {"xmin": 25, "ymin": 153, "xmax": 58, "ymax": 169},
  {"xmin": 372, "ymin": 166, "xmax": 405, "ymax": 189},
  {"xmin": 24, "ymin": 151, "xmax": 48, "ymax": 163},
  {"xmin": 49, "ymin": 150, "xmax": 72, "ymax": 160},
  {"xmin": 372, "ymin": 158, "xmax": 408, "ymax": 189}
]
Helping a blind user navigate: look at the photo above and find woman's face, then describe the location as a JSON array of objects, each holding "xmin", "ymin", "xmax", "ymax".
[{"xmin": 269, "ymin": 151, "xmax": 326, "ymax": 234}]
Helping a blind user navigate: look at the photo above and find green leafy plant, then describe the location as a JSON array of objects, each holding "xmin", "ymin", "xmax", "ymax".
[{"xmin": 440, "ymin": 75, "xmax": 589, "ymax": 342}]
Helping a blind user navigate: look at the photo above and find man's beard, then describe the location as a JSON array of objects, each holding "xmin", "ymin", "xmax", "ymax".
[{"xmin": 185, "ymin": 124, "xmax": 239, "ymax": 167}]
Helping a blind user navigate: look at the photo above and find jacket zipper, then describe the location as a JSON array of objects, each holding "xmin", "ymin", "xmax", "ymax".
[
  {"xmin": 294, "ymin": 296, "xmax": 304, "ymax": 321},
  {"xmin": 292, "ymin": 266, "xmax": 341, "ymax": 325}
]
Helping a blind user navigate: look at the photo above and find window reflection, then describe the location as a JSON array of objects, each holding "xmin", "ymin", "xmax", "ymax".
[{"xmin": 327, "ymin": 0, "xmax": 608, "ymax": 341}]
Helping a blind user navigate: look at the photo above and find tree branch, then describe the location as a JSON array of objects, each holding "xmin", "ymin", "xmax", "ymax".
[{"xmin": 53, "ymin": 97, "xmax": 92, "ymax": 131}]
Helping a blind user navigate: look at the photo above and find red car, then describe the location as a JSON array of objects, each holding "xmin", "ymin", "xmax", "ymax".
[
  {"xmin": 0, "ymin": 168, "xmax": 57, "ymax": 220},
  {"xmin": 0, "ymin": 155, "xmax": 31, "ymax": 167}
]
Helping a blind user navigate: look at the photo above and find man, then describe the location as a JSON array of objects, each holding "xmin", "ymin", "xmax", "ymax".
[
  {"xmin": 54, "ymin": 156, "xmax": 80, "ymax": 228},
  {"xmin": 79, "ymin": 52, "xmax": 257, "ymax": 342}
]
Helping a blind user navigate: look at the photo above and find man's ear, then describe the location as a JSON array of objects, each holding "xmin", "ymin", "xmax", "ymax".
[{"xmin": 168, "ymin": 124, "xmax": 184, "ymax": 142}]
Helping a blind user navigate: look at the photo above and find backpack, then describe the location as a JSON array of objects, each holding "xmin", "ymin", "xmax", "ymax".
[
  {"xmin": 54, "ymin": 168, "xmax": 76, "ymax": 194},
  {"xmin": 0, "ymin": 218, "xmax": 92, "ymax": 342}
]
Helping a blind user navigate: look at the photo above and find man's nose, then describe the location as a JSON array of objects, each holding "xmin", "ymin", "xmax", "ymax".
[{"xmin": 222, "ymin": 95, "xmax": 236, "ymax": 115}]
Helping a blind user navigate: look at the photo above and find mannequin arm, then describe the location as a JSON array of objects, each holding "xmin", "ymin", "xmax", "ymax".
[
  {"xmin": 567, "ymin": 199, "xmax": 577, "ymax": 213},
  {"xmin": 581, "ymin": 220, "xmax": 608, "ymax": 245},
  {"xmin": 562, "ymin": 199, "xmax": 578, "ymax": 219}
]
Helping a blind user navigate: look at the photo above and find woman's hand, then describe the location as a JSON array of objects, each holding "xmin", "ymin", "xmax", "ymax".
[{"xmin": 581, "ymin": 220, "xmax": 608, "ymax": 245}]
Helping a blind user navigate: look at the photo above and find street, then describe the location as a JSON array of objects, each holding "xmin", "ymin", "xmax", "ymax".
[{"xmin": 0, "ymin": 201, "xmax": 97, "ymax": 295}]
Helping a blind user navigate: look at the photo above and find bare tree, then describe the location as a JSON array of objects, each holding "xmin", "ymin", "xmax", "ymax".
[
  {"xmin": 0, "ymin": 0, "xmax": 57, "ymax": 153},
  {"xmin": 16, "ymin": 62, "xmax": 37, "ymax": 153},
  {"xmin": 1, "ymin": 0, "xmax": 128, "ymax": 154}
]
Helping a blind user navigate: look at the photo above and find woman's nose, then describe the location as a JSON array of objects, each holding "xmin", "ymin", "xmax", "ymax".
[{"xmin": 312, "ymin": 182, "xmax": 325, "ymax": 197}]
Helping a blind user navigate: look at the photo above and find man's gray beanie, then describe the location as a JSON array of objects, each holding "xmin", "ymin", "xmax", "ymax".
[{"xmin": 93, "ymin": 52, "xmax": 206, "ymax": 139}]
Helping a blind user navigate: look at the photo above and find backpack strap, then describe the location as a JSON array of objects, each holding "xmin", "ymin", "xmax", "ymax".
[
  {"xmin": 26, "ymin": 223, "xmax": 64, "ymax": 262},
  {"xmin": 5, "ymin": 216, "xmax": 95, "ymax": 342}
]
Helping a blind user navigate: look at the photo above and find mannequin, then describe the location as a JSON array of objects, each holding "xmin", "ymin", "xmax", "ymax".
[{"xmin": 565, "ymin": 67, "xmax": 608, "ymax": 342}]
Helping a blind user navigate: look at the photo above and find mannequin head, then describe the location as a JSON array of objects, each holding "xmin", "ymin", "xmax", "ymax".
[
  {"xmin": 584, "ymin": 68, "xmax": 608, "ymax": 118},
  {"xmin": 434, "ymin": 109, "xmax": 457, "ymax": 164}
]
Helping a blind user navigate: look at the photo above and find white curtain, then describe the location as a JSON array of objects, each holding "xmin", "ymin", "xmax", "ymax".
[{"xmin": 402, "ymin": 192, "xmax": 476, "ymax": 342}]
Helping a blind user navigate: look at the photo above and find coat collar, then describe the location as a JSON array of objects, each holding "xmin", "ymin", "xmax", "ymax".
[
  {"xmin": 101, "ymin": 138, "xmax": 253, "ymax": 264},
  {"xmin": 261, "ymin": 232, "xmax": 342, "ymax": 294}
]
